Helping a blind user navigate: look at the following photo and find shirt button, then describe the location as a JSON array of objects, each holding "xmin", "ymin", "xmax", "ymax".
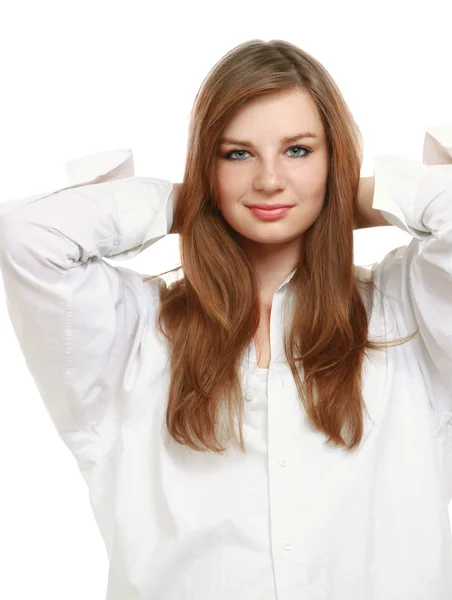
[
  {"xmin": 283, "ymin": 542, "xmax": 292, "ymax": 551},
  {"xmin": 245, "ymin": 390, "xmax": 254, "ymax": 401},
  {"xmin": 280, "ymin": 458, "xmax": 288, "ymax": 467}
]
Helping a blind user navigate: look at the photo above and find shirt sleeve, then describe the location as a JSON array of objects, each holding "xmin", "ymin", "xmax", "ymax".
[
  {"xmin": 370, "ymin": 123, "xmax": 452, "ymax": 416},
  {"xmin": 0, "ymin": 148, "xmax": 174, "ymax": 468}
]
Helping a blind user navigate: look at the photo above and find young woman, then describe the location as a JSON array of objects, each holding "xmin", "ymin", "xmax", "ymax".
[{"xmin": 0, "ymin": 39, "xmax": 451, "ymax": 600}]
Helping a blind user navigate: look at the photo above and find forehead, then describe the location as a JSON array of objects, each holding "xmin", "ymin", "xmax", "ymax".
[{"xmin": 222, "ymin": 88, "xmax": 324, "ymax": 139}]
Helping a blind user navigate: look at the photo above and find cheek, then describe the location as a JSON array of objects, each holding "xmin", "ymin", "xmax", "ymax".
[
  {"xmin": 216, "ymin": 166, "xmax": 246, "ymax": 202},
  {"xmin": 296, "ymin": 162, "xmax": 328, "ymax": 197}
]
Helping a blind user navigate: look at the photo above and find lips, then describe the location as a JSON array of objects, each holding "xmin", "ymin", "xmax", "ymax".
[
  {"xmin": 246, "ymin": 205, "xmax": 294, "ymax": 210},
  {"xmin": 247, "ymin": 205, "xmax": 293, "ymax": 220}
]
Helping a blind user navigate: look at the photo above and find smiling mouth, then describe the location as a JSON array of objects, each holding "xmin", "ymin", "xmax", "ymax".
[
  {"xmin": 246, "ymin": 205, "xmax": 295, "ymax": 210},
  {"xmin": 247, "ymin": 205, "xmax": 293, "ymax": 220}
]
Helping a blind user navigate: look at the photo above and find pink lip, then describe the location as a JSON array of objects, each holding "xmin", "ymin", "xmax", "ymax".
[
  {"xmin": 246, "ymin": 205, "xmax": 294, "ymax": 209},
  {"xmin": 248, "ymin": 206, "xmax": 293, "ymax": 220}
]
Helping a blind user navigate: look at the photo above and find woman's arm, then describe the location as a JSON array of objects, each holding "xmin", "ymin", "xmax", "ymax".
[
  {"xmin": 355, "ymin": 176, "xmax": 391, "ymax": 229},
  {"xmin": 169, "ymin": 183, "xmax": 182, "ymax": 234}
]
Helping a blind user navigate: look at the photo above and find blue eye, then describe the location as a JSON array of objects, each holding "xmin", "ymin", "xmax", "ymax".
[{"xmin": 223, "ymin": 145, "xmax": 312, "ymax": 161}]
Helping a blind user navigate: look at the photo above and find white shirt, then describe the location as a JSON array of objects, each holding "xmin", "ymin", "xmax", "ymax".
[{"xmin": 0, "ymin": 124, "xmax": 452, "ymax": 600}]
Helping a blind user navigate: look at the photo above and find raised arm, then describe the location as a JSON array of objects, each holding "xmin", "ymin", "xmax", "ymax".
[
  {"xmin": 169, "ymin": 182, "xmax": 182, "ymax": 234},
  {"xmin": 355, "ymin": 176, "xmax": 391, "ymax": 229},
  {"xmin": 0, "ymin": 153, "xmax": 174, "ymax": 468}
]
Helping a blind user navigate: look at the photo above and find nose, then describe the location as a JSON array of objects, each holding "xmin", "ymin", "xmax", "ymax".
[{"xmin": 253, "ymin": 160, "xmax": 286, "ymax": 193}]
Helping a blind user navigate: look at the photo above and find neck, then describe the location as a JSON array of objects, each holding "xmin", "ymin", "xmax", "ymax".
[{"xmin": 239, "ymin": 237, "xmax": 302, "ymax": 306}]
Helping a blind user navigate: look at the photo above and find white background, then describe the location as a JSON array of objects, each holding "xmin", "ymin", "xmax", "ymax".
[{"xmin": 0, "ymin": 0, "xmax": 451, "ymax": 598}]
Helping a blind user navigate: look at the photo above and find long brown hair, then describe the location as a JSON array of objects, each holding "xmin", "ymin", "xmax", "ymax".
[{"xmin": 142, "ymin": 39, "xmax": 418, "ymax": 454}]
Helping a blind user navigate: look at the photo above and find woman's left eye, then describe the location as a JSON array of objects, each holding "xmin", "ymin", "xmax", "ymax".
[{"xmin": 223, "ymin": 146, "xmax": 311, "ymax": 161}]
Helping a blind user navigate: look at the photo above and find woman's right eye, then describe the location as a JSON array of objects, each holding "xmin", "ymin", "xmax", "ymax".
[{"xmin": 223, "ymin": 150, "xmax": 249, "ymax": 161}]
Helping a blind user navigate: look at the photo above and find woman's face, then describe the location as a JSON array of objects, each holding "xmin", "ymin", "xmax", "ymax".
[{"xmin": 216, "ymin": 87, "xmax": 329, "ymax": 250}]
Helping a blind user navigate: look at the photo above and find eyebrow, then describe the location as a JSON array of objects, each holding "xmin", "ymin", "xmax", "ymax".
[{"xmin": 219, "ymin": 132, "xmax": 319, "ymax": 146}]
